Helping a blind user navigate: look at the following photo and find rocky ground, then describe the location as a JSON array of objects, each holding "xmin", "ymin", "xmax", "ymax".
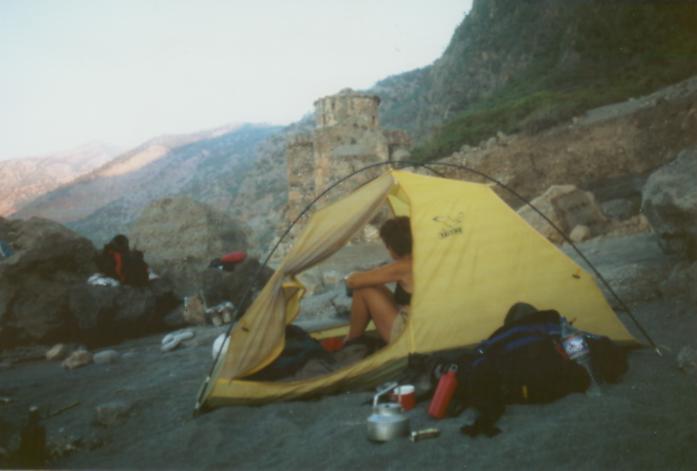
[{"xmin": 1, "ymin": 230, "xmax": 696, "ymax": 470}]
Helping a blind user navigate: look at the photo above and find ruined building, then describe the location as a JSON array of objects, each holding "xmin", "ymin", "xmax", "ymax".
[{"xmin": 287, "ymin": 89, "xmax": 411, "ymax": 220}]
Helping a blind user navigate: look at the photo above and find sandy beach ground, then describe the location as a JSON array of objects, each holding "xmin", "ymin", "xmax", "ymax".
[{"xmin": 1, "ymin": 232, "xmax": 696, "ymax": 470}]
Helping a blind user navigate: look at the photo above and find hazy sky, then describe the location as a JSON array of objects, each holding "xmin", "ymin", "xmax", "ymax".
[{"xmin": 0, "ymin": 0, "xmax": 472, "ymax": 159}]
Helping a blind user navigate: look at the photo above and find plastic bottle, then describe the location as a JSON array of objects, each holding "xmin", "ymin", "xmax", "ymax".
[
  {"xmin": 428, "ymin": 364, "xmax": 459, "ymax": 419},
  {"xmin": 560, "ymin": 317, "xmax": 602, "ymax": 396}
]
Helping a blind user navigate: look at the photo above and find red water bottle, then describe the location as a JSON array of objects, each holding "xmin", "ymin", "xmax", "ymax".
[{"xmin": 428, "ymin": 364, "xmax": 458, "ymax": 419}]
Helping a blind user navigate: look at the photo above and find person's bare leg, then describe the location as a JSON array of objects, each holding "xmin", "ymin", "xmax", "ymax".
[
  {"xmin": 346, "ymin": 286, "xmax": 398, "ymax": 343},
  {"xmin": 346, "ymin": 288, "xmax": 371, "ymax": 341}
]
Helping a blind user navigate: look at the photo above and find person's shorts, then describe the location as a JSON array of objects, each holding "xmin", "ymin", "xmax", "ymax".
[{"xmin": 389, "ymin": 306, "xmax": 409, "ymax": 343}]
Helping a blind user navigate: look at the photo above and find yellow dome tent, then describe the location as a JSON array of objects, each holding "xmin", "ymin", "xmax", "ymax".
[{"xmin": 196, "ymin": 170, "xmax": 639, "ymax": 410}]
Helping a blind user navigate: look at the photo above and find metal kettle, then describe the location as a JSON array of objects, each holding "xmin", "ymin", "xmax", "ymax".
[{"xmin": 366, "ymin": 382, "xmax": 410, "ymax": 442}]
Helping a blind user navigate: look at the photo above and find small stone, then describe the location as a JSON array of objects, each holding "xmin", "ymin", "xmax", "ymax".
[
  {"xmin": 322, "ymin": 270, "xmax": 343, "ymax": 287},
  {"xmin": 93, "ymin": 350, "xmax": 120, "ymax": 365},
  {"xmin": 677, "ymin": 346, "xmax": 697, "ymax": 372},
  {"xmin": 183, "ymin": 294, "xmax": 207, "ymax": 325},
  {"xmin": 570, "ymin": 225, "xmax": 592, "ymax": 243},
  {"xmin": 62, "ymin": 350, "xmax": 92, "ymax": 370},
  {"xmin": 362, "ymin": 224, "xmax": 380, "ymax": 242},
  {"xmin": 94, "ymin": 400, "xmax": 131, "ymax": 427},
  {"xmin": 122, "ymin": 351, "xmax": 137, "ymax": 360},
  {"xmin": 46, "ymin": 344, "xmax": 70, "ymax": 361}
]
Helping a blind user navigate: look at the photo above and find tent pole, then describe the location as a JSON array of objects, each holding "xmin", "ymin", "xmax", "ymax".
[
  {"xmin": 246, "ymin": 158, "xmax": 660, "ymax": 352},
  {"xmin": 195, "ymin": 158, "xmax": 662, "ymax": 413},
  {"xmin": 412, "ymin": 161, "xmax": 661, "ymax": 355},
  {"xmin": 195, "ymin": 162, "xmax": 400, "ymax": 413}
]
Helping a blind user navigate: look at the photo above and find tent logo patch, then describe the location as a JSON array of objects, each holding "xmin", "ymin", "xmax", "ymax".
[{"xmin": 433, "ymin": 213, "xmax": 464, "ymax": 239}]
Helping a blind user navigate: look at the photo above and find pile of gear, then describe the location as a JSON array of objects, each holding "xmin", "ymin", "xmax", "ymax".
[{"xmin": 369, "ymin": 302, "xmax": 629, "ymax": 441}]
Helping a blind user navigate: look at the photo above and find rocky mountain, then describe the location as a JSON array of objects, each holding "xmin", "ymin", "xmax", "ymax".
[
  {"xmin": 238, "ymin": 74, "xmax": 697, "ymax": 262},
  {"xmin": 231, "ymin": 0, "xmax": 697, "ymax": 256},
  {"xmin": 372, "ymin": 0, "xmax": 697, "ymax": 158},
  {"xmin": 13, "ymin": 124, "xmax": 282, "ymax": 247},
  {"xmin": 0, "ymin": 142, "xmax": 122, "ymax": 216},
  {"xmin": 227, "ymin": 115, "xmax": 315, "ymax": 253},
  {"xmin": 436, "ymin": 76, "xmax": 697, "ymax": 209}
]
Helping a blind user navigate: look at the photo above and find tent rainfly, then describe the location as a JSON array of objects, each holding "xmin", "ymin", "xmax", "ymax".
[{"xmin": 196, "ymin": 170, "xmax": 639, "ymax": 410}]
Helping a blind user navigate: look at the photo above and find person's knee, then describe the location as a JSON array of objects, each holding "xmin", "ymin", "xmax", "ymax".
[{"xmin": 352, "ymin": 286, "xmax": 371, "ymax": 299}]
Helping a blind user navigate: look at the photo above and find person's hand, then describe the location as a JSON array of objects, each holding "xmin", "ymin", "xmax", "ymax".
[{"xmin": 343, "ymin": 273, "xmax": 354, "ymax": 297}]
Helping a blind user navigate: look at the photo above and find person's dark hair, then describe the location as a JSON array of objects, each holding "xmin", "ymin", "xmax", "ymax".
[
  {"xmin": 110, "ymin": 234, "xmax": 130, "ymax": 253},
  {"xmin": 379, "ymin": 216, "xmax": 412, "ymax": 257}
]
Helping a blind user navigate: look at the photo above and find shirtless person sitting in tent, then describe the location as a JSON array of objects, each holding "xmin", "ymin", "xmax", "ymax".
[{"xmin": 344, "ymin": 216, "xmax": 413, "ymax": 345}]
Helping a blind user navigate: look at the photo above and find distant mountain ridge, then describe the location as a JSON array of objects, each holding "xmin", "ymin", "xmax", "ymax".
[
  {"xmin": 0, "ymin": 142, "xmax": 122, "ymax": 216},
  {"xmin": 14, "ymin": 123, "xmax": 283, "ymax": 245}
]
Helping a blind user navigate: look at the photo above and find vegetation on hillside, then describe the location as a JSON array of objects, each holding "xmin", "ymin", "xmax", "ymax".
[{"xmin": 410, "ymin": 2, "xmax": 697, "ymax": 162}]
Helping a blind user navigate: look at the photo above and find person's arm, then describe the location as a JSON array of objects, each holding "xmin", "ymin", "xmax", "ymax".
[{"xmin": 345, "ymin": 259, "xmax": 408, "ymax": 289}]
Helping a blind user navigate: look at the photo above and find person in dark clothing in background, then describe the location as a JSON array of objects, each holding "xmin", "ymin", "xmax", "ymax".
[{"xmin": 96, "ymin": 234, "xmax": 149, "ymax": 287}]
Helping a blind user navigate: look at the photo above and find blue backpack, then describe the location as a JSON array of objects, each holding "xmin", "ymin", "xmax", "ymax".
[{"xmin": 455, "ymin": 307, "xmax": 627, "ymax": 437}]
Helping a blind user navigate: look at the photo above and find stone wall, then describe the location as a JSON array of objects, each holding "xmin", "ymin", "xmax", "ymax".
[
  {"xmin": 287, "ymin": 133, "xmax": 314, "ymax": 220},
  {"xmin": 435, "ymin": 75, "xmax": 697, "ymax": 210},
  {"xmin": 312, "ymin": 125, "xmax": 389, "ymax": 202},
  {"xmin": 286, "ymin": 89, "xmax": 411, "ymax": 221},
  {"xmin": 314, "ymin": 89, "xmax": 380, "ymax": 129}
]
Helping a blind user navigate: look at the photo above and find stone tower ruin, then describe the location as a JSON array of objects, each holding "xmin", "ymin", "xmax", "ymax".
[{"xmin": 287, "ymin": 89, "xmax": 410, "ymax": 220}]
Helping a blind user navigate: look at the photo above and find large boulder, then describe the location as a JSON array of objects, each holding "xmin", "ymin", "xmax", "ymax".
[
  {"xmin": 0, "ymin": 217, "xmax": 96, "ymax": 277},
  {"xmin": 201, "ymin": 258, "xmax": 273, "ymax": 313},
  {"xmin": 517, "ymin": 185, "xmax": 608, "ymax": 244},
  {"xmin": 0, "ymin": 217, "xmax": 180, "ymax": 349},
  {"xmin": 68, "ymin": 279, "xmax": 179, "ymax": 348},
  {"xmin": 0, "ymin": 217, "xmax": 96, "ymax": 347},
  {"xmin": 659, "ymin": 261, "xmax": 697, "ymax": 312},
  {"xmin": 641, "ymin": 148, "xmax": 697, "ymax": 259},
  {"xmin": 129, "ymin": 196, "xmax": 249, "ymax": 296}
]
